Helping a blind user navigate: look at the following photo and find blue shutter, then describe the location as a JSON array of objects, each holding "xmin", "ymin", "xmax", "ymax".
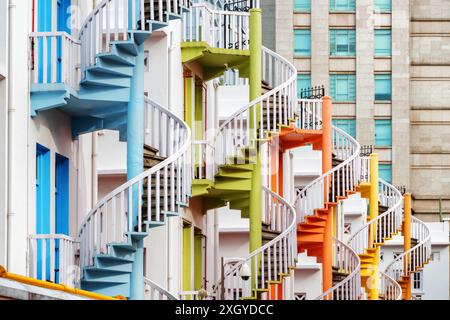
[
  {"xmin": 330, "ymin": 75, "xmax": 337, "ymax": 100},
  {"xmin": 375, "ymin": 30, "xmax": 391, "ymax": 56},
  {"xmin": 333, "ymin": 119, "xmax": 356, "ymax": 138},
  {"xmin": 374, "ymin": 0, "xmax": 391, "ymax": 12},
  {"xmin": 294, "ymin": 0, "xmax": 311, "ymax": 12},
  {"xmin": 348, "ymin": 75, "xmax": 356, "ymax": 101},
  {"xmin": 297, "ymin": 74, "xmax": 311, "ymax": 97},
  {"xmin": 379, "ymin": 164, "xmax": 393, "ymax": 184},
  {"xmin": 330, "ymin": 30, "xmax": 336, "ymax": 55},
  {"xmin": 348, "ymin": 30, "xmax": 356, "ymax": 55},
  {"xmin": 294, "ymin": 29, "xmax": 311, "ymax": 56},
  {"xmin": 375, "ymin": 120, "xmax": 392, "ymax": 146},
  {"xmin": 331, "ymin": 0, "xmax": 355, "ymax": 11},
  {"xmin": 375, "ymin": 74, "xmax": 392, "ymax": 101}
]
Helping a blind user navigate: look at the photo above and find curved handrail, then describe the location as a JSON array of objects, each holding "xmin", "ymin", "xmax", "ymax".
[
  {"xmin": 78, "ymin": 97, "xmax": 191, "ymax": 269},
  {"xmin": 347, "ymin": 179, "xmax": 403, "ymax": 256},
  {"xmin": 295, "ymin": 125, "xmax": 361, "ymax": 223},
  {"xmin": 379, "ymin": 271, "xmax": 402, "ymax": 300},
  {"xmin": 215, "ymin": 46, "xmax": 298, "ymax": 166},
  {"xmin": 214, "ymin": 187, "xmax": 297, "ymax": 300},
  {"xmin": 144, "ymin": 277, "xmax": 179, "ymax": 300},
  {"xmin": 384, "ymin": 216, "xmax": 432, "ymax": 286},
  {"xmin": 315, "ymin": 237, "xmax": 361, "ymax": 300}
]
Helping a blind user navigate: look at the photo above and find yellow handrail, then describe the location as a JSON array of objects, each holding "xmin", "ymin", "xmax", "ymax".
[{"xmin": 0, "ymin": 266, "xmax": 125, "ymax": 300}]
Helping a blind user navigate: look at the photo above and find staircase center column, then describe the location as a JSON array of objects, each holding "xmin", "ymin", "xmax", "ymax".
[
  {"xmin": 127, "ymin": 38, "xmax": 145, "ymax": 300},
  {"xmin": 249, "ymin": 8, "xmax": 262, "ymax": 289},
  {"xmin": 321, "ymin": 96, "xmax": 333, "ymax": 295},
  {"xmin": 368, "ymin": 153, "xmax": 379, "ymax": 300},
  {"xmin": 403, "ymin": 193, "xmax": 412, "ymax": 300}
]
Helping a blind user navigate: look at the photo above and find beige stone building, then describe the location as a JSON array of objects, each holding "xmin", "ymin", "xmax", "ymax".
[{"xmin": 261, "ymin": 0, "xmax": 450, "ymax": 221}]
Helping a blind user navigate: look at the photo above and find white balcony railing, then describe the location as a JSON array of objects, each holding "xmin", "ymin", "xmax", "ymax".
[
  {"xmin": 29, "ymin": 32, "xmax": 80, "ymax": 89},
  {"xmin": 28, "ymin": 234, "xmax": 79, "ymax": 287},
  {"xmin": 183, "ymin": 3, "xmax": 250, "ymax": 50}
]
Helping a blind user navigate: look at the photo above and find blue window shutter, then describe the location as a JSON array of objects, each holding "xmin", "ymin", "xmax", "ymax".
[
  {"xmin": 297, "ymin": 74, "xmax": 311, "ymax": 97},
  {"xmin": 330, "ymin": 30, "xmax": 336, "ymax": 55},
  {"xmin": 375, "ymin": 74, "xmax": 392, "ymax": 101},
  {"xmin": 294, "ymin": 29, "xmax": 311, "ymax": 56},
  {"xmin": 379, "ymin": 164, "xmax": 393, "ymax": 184},
  {"xmin": 348, "ymin": 30, "xmax": 356, "ymax": 54},
  {"xmin": 331, "ymin": 0, "xmax": 355, "ymax": 11},
  {"xmin": 348, "ymin": 75, "xmax": 356, "ymax": 101},
  {"xmin": 330, "ymin": 75, "xmax": 337, "ymax": 100},
  {"xmin": 375, "ymin": 30, "xmax": 392, "ymax": 56},
  {"xmin": 375, "ymin": 120, "xmax": 392, "ymax": 146},
  {"xmin": 333, "ymin": 119, "xmax": 356, "ymax": 138},
  {"xmin": 294, "ymin": 0, "xmax": 311, "ymax": 12},
  {"xmin": 374, "ymin": 0, "xmax": 392, "ymax": 12}
]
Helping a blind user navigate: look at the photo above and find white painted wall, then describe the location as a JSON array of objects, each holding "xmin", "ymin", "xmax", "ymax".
[
  {"xmin": 380, "ymin": 222, "xmax": 450, "ymax": 300},
  {"xmin": 216, "ymin": 85, "xmax": 249, "ymax": 120},
  {"xmin": 0, "ymin": 0, "xmax": 8, "ymax": 267}
]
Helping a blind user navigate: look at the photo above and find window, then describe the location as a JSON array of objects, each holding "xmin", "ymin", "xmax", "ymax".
[
  {"xmin": 330, "ymin": 29, "xmax": 356, "ymax": 56},
  {"xmin": 379, "ymin": 164, "xmax": 392, "ymax": 184},
  {"xmin": 375, "ymin": 119, "xmax": 392, "ymax": 146},
  {"xmin": 295, "ymin": 293, "xmax": 307, "ymax": 300},
  {"xmin": 333, "ymin": 119, "xmax": 356, "ymax": 138},
  {"xmin": 330, "ymin": 74, "xmax": 356, "ymax": 102},
  {"xmin": 374, "ymin": 0, "xmax": 391, "ymax": 12},
  {"xmin": 374, "ymin": 30, "xmax": 391, "ymax": 56},
  {"xmin": 344, "ymin": 223, "xmax": 352, "ymax": 234},
  {"xmin": 413, "ymin": 271, "xmax": 423, "ymax": 292},
  {"xmin": 330, "ymin": 0, "xmax": 356, "ymax": 11},
  {"xmin": 294, "ymin": 29, "xmax": 311, "ymax": 56},
  {"xmin": 375, "ymin": 74, "xmax": 391, "ymax": 101},
  {"xmin": 432, "ymin": 251, "xmax": 441, "ymax": 262},
  {"xmin": 297, "ymin": 74, "xmax": 311, "ymax": 97},
  {"xmin": 294, "ymin": 0, "xmax": 310, "ymax": 12}
]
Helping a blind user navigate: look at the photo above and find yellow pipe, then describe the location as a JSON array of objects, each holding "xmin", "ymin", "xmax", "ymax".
[
  {"xmin": 0, "ymin": 266, "xmax": 124, "ymax": 300},
  {"xmin": 403, "ymin": 193, "xmax": 412, "ymax": 300},
  {"xmin": 368, "ymin": 153, "xmax": 379, "ymax": 300}
]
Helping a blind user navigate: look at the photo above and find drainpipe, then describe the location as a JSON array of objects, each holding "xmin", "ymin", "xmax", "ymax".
[
  {"xmin": 6, "ymin": 0, "xmax": 15, "ymax": 271},
  {"xmin": 91, "ymin": 132, "xmax": 98, "ymax": 206}
]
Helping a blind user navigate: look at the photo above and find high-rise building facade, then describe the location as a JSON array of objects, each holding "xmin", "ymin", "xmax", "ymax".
[{"xmin": 261, "ymin": 0, "xmax": 450, "ymax": 221}]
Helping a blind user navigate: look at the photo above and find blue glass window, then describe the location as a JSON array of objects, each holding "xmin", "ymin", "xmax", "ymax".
[
  {"xmin": 375, "ymin": 74, "xmax": 392, "ymax": 101},
  {"xmin": 294, "ymin": 29, "xmax": 311, "ymax": 56},
  {"xmin": 294, "ymin": 0, "xmax": 311, "ymax": 12},
  {"xmin": 375, "ymin": 119, "xmax": 392, "ymax": 146},
  {"xmin": 374, "ymin": 0, "xmax": 391, "ymax": 12},
  {"xmin": 333, "ymin": 119, "xmax": 356, "ymax": 138},
  {"xmin": 330, "ymin": 29, "xmax": 356, "ymax": 56},
  {"xmin": 297, "ymin": 74, "xmax": 311, "ymax": 97},
  {"xmin": 330, "ymin": 0, "xmax": 356, "ymax": 11},
  {"xmin": 330, "ymin": 74, "xmax": 356, "ymax": 102},
  {"xmin": 375, "ymin": 30, "xmax": 391, "ymax": 56},
  {"xmin": 379, "ymin": 164, "xmax": 392, "ymax": 184}
]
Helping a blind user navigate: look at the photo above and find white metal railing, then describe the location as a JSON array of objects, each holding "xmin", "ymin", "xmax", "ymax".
[
  {"xmin": 360, "ymin": 156, "xmax": 370, "ymax": 183},
  {"xmin": 295, "ymin": 126, "xmax": 361, "ymax": 223},
  {"xmin": 78, "ymin": 97, "xmax": 191, "ymax": 269},
  {"xmin": 144, "ymin": 277, "xmax": 179, "ymax": 300},
  {"xmin": 379, "ymin": 271, "xmax": 402, "ymax": 300},
  {"xmin": 28, "ymin": 234, "xmax": 78, "ymax": 287},
  {"xmin": 216, "ymin": 187, "xmax": 297, "ymax": 300},
  {"xmin": 316, "ymin": 237, "xmax": 361, "ymax": 300},
  {"xmin": 348, "ymin": 179, "xmax": 403, "ymax": 256},
  {"xmin": 297, "ymin": 99, "xmax": 323, "ymax": 130},
  {"xmin": 215, "ymin": 46, "xmax": 297, "ymax": 166},
  {"xmin": 384, "ymin": 216, "xmax": 432, "ymax": 286},
  {"xmin": 80, "ymin": 0, "xmax": 192, "ymax": 73},
  {"xmin": 223, "ymin": 0, "xmax": 260, "ymax": 11},
  {"xmin": 192, "ymin": 140, "xmax": 215, "ymax": 180},
  {"xmin": 29, "ymin": 32, "xmax": 80, "ymax": 88},
  {"xmin": 220, "ymin": 69, "xmax": 249, "ymax": 86},
  {"xmin": 183, "ymin": 3, "xmax": 250, "ymax": 50}
]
